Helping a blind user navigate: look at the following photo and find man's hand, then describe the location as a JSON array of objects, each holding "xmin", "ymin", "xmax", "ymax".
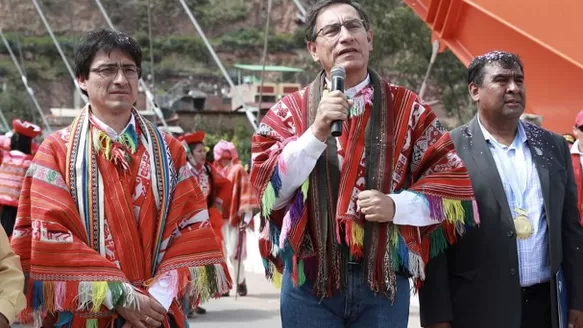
[
  {"xmin": 356, "ymin": 190, "xmax": 395, "ymax": 222},
  {"xmin": 569, "ymin": 309, "xmax": 583, "ymax": 328},
  {"xmin": 425, "ymin": 323, "xmax": 451, "ymax": 328},
  {"xmin": 311, "ymin": 90, "xmax": 352, "ymax": 140},
  {"xmin": 0, "ymin": 313, "xmax": 9, "ymax": 328},
  {"xmin": 116, "ymin": 293, "xmax": 166, "ymax": 328}
]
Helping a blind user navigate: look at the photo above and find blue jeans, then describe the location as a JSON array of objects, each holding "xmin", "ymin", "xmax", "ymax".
[{"xmin": 280, "ymin": 262, "xmax": 410, "ymax": 328}]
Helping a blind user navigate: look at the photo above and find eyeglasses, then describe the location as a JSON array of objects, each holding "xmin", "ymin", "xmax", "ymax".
[
  {"xmin": 90, "ymin": 64, "xmax": 141, "ymax": 79},
  {"xmin": 315, "ymin": 19, "xmax": 366, "ymax": 40}
]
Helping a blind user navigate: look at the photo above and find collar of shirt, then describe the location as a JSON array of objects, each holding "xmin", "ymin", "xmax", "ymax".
[
  {"xmin": 325, "ymin": 73, "xmax": 370, "ymax": 98},
  {"xmin": 90, "ymin": 112, "xmax": 136, "ymax": 141},
  {"xmin": 571, "ymin": 140, "xmax": 583, "ymax": 155},
  {"xmin": 478, "ymin": 116, "xmax": 527, "ymax": 151}
]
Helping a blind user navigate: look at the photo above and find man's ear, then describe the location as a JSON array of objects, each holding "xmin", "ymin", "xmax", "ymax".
[
  {"xmin": 78, "ymin": 76, "xmax": 88, "ymax": 92},
  {"xmin": 306, "ymin": 41, "xmax": 319, "ymax": 63},
  {"xmin": 468, "ymin": 82, "xmax": 480, "ymax": 102}
]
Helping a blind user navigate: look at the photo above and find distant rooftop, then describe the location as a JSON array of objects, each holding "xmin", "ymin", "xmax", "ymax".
[{"xmin": 233, "ymin": 64, "xmax": 303, "ymax": 73}]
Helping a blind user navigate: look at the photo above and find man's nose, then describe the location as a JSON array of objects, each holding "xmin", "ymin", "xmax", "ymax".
[
  {"xmin": 507, "ymin": 80, "xmax": 520, "ymax": 93},
  {"xmin": 338, "ymin": 25, "xmax": 354, "ymax": 42},
  {"xmin": 113, "ymin": 68, "xmax": 129, "ymax": 84}
]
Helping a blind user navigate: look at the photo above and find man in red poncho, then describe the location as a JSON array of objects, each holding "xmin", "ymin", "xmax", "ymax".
[
  {"xmin": 249, "ymin": 0, "xmax": 479, "ymax": 326},
  {"xmin": 10, "ymin": 29, "xmax": 231, "ymax": 328}
]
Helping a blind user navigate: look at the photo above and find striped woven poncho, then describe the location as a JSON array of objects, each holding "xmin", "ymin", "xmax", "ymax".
[
  {"xmin": 11, "ymin": 107, "xmax": 231, "ymax": 328},
  {"xmin": 250, "ymin": 70, "xmax": 480, "ymax": 299}
]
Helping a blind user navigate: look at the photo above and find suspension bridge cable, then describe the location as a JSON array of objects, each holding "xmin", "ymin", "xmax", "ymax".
[
  {"xmin": 0, "ymin": 107, "xmax": 10, "ymax": 131},
  {"xmin": 93, "ymin": 0, "xmax": 171, "ymax": 131},
  {"xmin": 256, "ymin": 0, "xmax": 273, "ymax": 125},
  {"xmin": 177, "ymin": 0, "xmax": 259, "ymax": 131},
  {"xmin": 31, "ymin": 0, "xmax": 88, "ymax": 104},
  {"xmin": 0, "ymin": 29, "xmax": 52, "ymax": 133},
  {"xmin": 292, "ymin": 0, "xmax": 307, "ymax": 21}
]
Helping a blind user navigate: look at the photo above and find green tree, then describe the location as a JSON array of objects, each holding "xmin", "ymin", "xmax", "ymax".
[{"xmin": 356, "ymin": 1, "xmax": 472, "ymax": 127}]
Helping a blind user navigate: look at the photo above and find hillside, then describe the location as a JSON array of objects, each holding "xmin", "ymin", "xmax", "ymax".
[{"xmin": 0, "ymin": 0, "xmax": 471, "ymax": 132}]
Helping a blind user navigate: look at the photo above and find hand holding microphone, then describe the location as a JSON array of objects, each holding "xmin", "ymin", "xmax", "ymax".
[{"xmin": 310, "ymin": 65, "xmax": 351, "ymax": 141}]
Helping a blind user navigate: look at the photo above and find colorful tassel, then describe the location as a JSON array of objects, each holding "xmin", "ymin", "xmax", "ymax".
[
  {"xmin": 188, "ymin": 263, "xmax": 230, "ymax": 303},
  {"xmin": 426, "ymin": 194, "xmax": 446, "ymax": 221},
  {"xmin": 279, "ymin": 211, "xmax": 292, "ymax": 249},
  {"xmin": 54, "ymin": 311, "xmax": 73, "ymax": 327},
  {"xmin": 272, "ymin": 270, "xmax": 282, "ymax": 289},
  {"xmin": 43, "ymin": 281, "xmax": 55, "ymax": 312},
  {"xmin": 90, "ymin": 282, "xmax": 108, "ymax": 312},
  {"xmin": 261, "ymin": 183, "xmax": 276, "ymax": 216},
  {"xmin": 297, "ymin": 259, "xmax": 306, "ymax": 286},
  {"xmin": 300, "ymin": 179, "xmax": 309, "ymax": 201},
  {"xmin": 442, "ymin": 198, "xmax": 466, "ymax": 224},
  {"xmin": 54, "ymin": 282, "xmax": 66, "ymax": 311},
  {"xmin": 429, "ymin": 226, "xmax": 448, "ymax": 258},
  {"xmin": 397, "ymin": 233, "xmax": 409, "ymax": 270},
  {"xmin": 32, "ymin": 280, "xmax": 43, "ymax": 311},
  {"xmin": 30, "ymin": 279, "xmax": 138, "ymax": 321},
  {"xmin": 86, "ymin": 318, "xmax": 98, "ymax": 328},
  {"xmin": 270, "ymin": 166, "xmax": 282, "ymax": 198},
  {"xmin": 349, "ymin": 221, "xmax": 364, "ymax": 258}
]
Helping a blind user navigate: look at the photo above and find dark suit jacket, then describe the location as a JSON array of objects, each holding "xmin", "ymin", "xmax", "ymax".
[{"xmin": 419, "ymin": 117, "xmax": 583, "ymax": 328}]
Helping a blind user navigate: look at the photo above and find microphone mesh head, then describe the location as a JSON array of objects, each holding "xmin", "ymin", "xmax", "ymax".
[{"xmin": 331, "ymin": 65, "xmax": 346, "ymax": 79}]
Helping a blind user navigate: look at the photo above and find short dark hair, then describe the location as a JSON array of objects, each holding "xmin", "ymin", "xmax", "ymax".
[
  {"xmin": 74, "ymin": 29, "xmax": 142, "ymax": 94},
  {"xmin": 304, "ymin": 0, "xmax": 371, "ymax": 42},
  {"xmin": 10, "ymin": 133, "xmax": 32, "ymax": 154},
  {"xmin": 467, "ymin": 50, "xmax": 524, "ymax": 86}
]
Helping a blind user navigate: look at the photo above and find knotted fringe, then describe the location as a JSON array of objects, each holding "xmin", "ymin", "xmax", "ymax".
[
  {"xmin": 259, "ymin": 159, "xmax": 312, "ymax": 287},
  {"xmin": 347, "ymin": 220, "xmax": 365, "ymax": 258},
  {"xmin": 186, "ymin": 264, "xmax": 231, "ymax": 304},
  {"xmin": 28, "ymin": 280, "xmax": 137, "ymax": 328},
  {"xmin": 396, "ymin": 197, "xmax": 479, "ymax": 290}
]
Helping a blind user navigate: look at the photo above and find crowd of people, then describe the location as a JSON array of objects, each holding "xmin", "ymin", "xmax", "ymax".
[{"xmin": 0, "ymin": 0, "xmax": 582, "ymax": 328}]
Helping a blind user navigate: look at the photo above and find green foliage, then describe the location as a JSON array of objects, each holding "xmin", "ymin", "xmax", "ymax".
[
  {"xmin": 217, "ymin": 28, "xmax": 301, "ymax": 53},
  {"xmin": 193, "ymin": 119, "xmax": 253, "ymax": 166},
  {"xmin": 0, "ymin": 33, "xmax": 77, "ymax": 62},
  {"xmin": 197, "ymin": 0, "xmax": 248, "ymax": 28},
  {"xmin": 356, "ymin": 1, "xmax": 471, "ymax": 126},
  {"xmin": 0, "ymin": 89, "xmax": 39, "ymax": 126}
]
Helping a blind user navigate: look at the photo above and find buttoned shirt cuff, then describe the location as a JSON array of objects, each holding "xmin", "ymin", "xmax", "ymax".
[
  {"xmin": 148, "ymin": 272, "xmax": 174, "ymax": 311},
  {"xmin": 389, "ymin": 191, "xmax": 434, "ymax": 227}
]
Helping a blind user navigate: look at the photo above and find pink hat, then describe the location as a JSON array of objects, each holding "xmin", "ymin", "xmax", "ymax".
[{"xmin": 213, "ymin": 140, "xmax": 239, "ymax": 162}]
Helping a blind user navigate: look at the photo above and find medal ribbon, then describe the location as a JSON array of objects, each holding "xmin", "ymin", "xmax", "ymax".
[{"xmin": 493, "ymin": 130, "xmax": 529, "ymax": 217}]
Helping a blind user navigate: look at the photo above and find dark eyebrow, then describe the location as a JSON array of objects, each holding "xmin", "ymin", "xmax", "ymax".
[
  {"xmin": 493, "ymin": 73, "xmax": 524, "ymax": 80},
  {"xmin": 95, "ymin": 63, "xmax": 136, "ymax": 68}
]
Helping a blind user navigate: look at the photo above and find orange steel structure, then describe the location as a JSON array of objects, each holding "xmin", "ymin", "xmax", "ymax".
[{"xmin": 403, "ymin": 0, "xmax": 583, "ymax": 133}]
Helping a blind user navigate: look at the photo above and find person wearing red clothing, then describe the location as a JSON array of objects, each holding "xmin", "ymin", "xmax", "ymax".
[
  {"xmin": 178, "ymin": 131, "xmax": 232, "ymax": 316},
  {"xmin": 0, "ymin": 119, "xmax": 41, "ymax": 237}
]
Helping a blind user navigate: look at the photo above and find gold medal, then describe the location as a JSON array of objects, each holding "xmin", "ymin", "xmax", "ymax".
[{"xmin": 514, "ymin": 208, "xmax": 533, "ymax": 239}]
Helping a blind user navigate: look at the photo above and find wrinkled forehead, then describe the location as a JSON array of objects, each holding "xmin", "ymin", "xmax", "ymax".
[
  {"xmin": 91, "ymin": 49, "xmax": 136, "ymax": 67},
  {"xmin": 484, "ymin": 61, "xmax": 524, "ymax": 79},
  {"xmin": 316, "ymin": 3, "xmax": 362, "ymax": 28}
]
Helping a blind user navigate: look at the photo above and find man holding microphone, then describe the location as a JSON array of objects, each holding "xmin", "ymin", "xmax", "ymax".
[{"xmin": 249, "ymin": 0, "xmax": 479, "ymax": 326}]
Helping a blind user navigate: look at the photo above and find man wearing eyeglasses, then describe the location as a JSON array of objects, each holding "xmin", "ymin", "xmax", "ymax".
[
  {"xmin": 10, "ymin": 29, "xmax": 231, "ymax": 328},
  {"xmin": 249, "ymin": 0, "xmax": 479, "ymax": 327}
]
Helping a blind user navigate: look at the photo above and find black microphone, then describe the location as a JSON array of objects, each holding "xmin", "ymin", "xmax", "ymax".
[{"xmin": 330, "ymin": 65, "xmax": 345, "ymax": 137}]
